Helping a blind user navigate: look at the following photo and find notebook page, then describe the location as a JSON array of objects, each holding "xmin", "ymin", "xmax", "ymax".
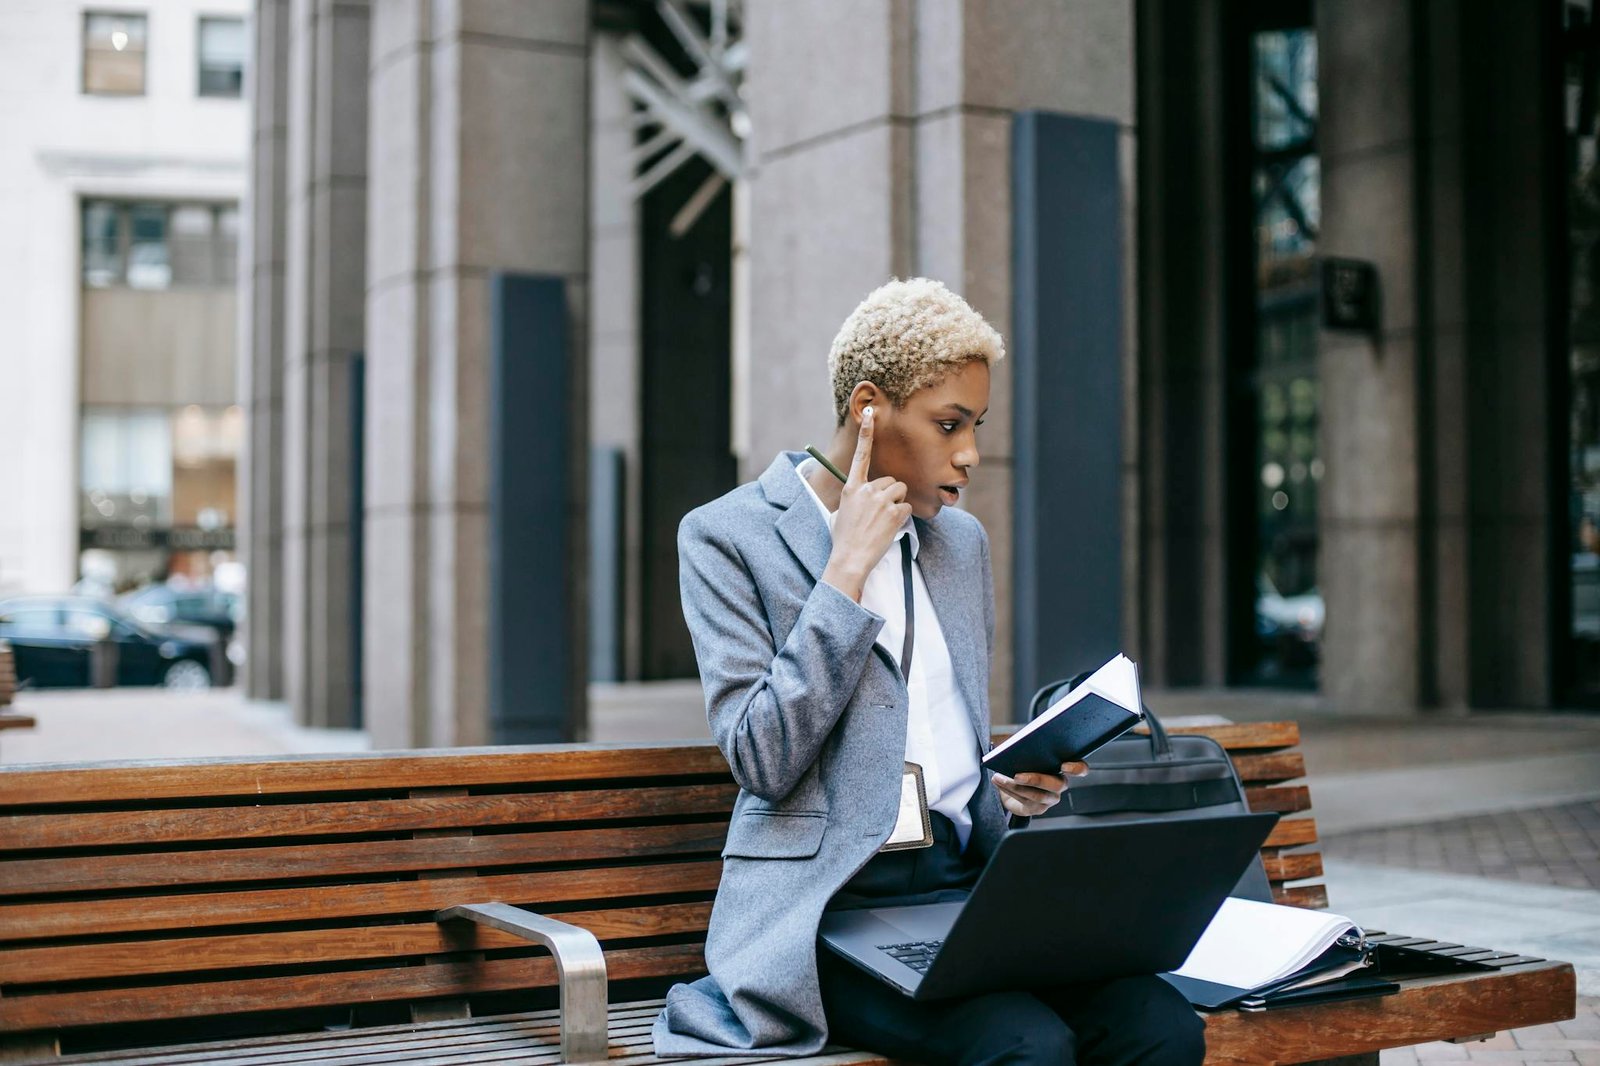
[
  {"xmin": 1082, "ymin": 654, "xmax": 1141, "ymax": 715},
  {"xmin": 988, "ymin": 654, "xmax": 1142, "ymax": 760},
  {"xmin": 1171, "ymin": 897, "xmax": 1358, "ymax": 989}
]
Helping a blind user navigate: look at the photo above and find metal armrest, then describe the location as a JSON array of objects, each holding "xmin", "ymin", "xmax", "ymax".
[{"xmin": 436, "ymin": 902, "xmax": 609, "ymax": 1062}]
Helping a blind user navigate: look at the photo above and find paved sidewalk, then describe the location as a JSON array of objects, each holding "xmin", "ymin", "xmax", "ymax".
[
  {"xmin": 1324, "ymin": 801, "xmax": 1600, "ymax": 891},
  {"xmin": 0, "ymin": 687, "xmax": 367, "ymax": 764}
]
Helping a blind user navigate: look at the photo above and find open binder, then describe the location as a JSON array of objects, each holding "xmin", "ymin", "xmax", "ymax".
[{"xmin": 1160, "ymin": 898, "xmax": 1393, "ymax": 1010}]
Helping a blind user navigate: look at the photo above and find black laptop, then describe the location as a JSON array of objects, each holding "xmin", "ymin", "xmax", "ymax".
[{"xmin": 817, "ymin": 811, "xmax": 1280, "ymax": 1001}]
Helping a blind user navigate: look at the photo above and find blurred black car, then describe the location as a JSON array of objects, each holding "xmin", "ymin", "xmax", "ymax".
[
  {"xmin": 120, "ymin": 585, "xmax": 239, "ymax": 640},
  {"xmin": 0, "ymin": 596, "xmax": 215, "ymax": 690}
]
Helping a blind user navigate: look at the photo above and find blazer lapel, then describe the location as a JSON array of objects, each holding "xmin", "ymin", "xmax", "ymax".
[
  {"xmin": 915, "ymin": 514, "xmax": 989, "ymax": 741},
  {"xmin": 761, "ymin": 452, "xmax": 904, "ymax": 681},
  {"xmin": 760, "ymin": 451, "xmax": 832, "ymax": 585}
]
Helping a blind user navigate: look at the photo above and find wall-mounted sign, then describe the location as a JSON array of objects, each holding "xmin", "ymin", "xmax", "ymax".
[{"xmin": 1321, "ymin": 257, "xmax": 1380, "ymax": 333}]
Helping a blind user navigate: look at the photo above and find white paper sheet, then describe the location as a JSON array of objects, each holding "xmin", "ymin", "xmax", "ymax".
[{"xmin": 1172, "ymin": 897, "xmax": 1361, "ymax": 989}]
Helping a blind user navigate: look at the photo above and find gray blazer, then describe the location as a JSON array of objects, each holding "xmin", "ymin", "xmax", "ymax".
[{"xmin": 652, "ymin": 451, "xmax": 1010, "ymax": 1057}]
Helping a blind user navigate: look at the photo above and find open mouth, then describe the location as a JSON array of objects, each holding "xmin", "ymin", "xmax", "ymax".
[{"xmin": 938, "ymin": 485, "xmax": 962, "ymax": 505}]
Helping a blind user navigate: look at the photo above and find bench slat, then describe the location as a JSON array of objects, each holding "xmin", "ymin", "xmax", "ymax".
[
  {"xmin": 1259, "ymin": 851, "xmax": 1324, "ymax": 882},
  {"xmin": 0, "ymin": 860, "xmax": 722, "ymax": 942},
  {"xmin": 0, "ymin": 746, "xmax": 737, "ymax": 807},
  {"xmin": 3, "ymin": 784, "xmax": 740, "ymax": 851},
  {"xmin": 48, "ymin": 1022, "xmax": 886, "ymax": 1066},
  {"xmin": 81, "ymin": 1023, "xmax": 595, "ymax": 1066},
  {"xmin": 41, "ymin": 1003, "xmax": 669, "ymax": 1065},
  {"xmin": 1, "ymin": 821, "xmax": 730, "ymax": 897},
  {"xmin": 1272, "ymin": 883, "xmax": 1329, "ymax": 908},
  {"xmin": 1165, "ymin": 722, "xmax": 1300, "ymax": 750},
  {"xmin": 1262, "ymin": 817, "xmax": 1316, "ymax": 848},
  {"xmin": 1227, "ymin": 752, "xmax": 1306, "ymax": 784},
  {"xmin": 1242, "ymin": 785, "xmax": 1310, "ymax": 814},
  {"xmin": 0, "ymin": 943, "xmax": 707, "ymax": 1032},
  {"xmin": 0, "ymin": 722, "xmax": 1309, "ymax": 808},
  {"xmin": 0, "ymin": 901, "xmax": 716, "ymax": 984}
]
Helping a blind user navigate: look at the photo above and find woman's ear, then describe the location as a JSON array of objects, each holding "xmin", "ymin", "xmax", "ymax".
[{"xmin": 848, "ymin": 381, "xmax": 885, "ymax": 425}]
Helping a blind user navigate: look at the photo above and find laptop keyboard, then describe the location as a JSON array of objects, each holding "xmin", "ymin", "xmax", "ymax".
[{"xmin": 879, "ymin": 940, "xmax": 944, "ymax": 974}]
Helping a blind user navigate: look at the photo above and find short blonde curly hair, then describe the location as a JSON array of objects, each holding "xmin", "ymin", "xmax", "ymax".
[{"xmin": 827, "ymin": 277, "xmax": 1005, "ymax": 424}]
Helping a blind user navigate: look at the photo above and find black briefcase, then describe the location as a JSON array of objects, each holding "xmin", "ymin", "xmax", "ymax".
[{"xmin": 1022, "ymin": 673, "xmax": 1276, "ymax": 903}]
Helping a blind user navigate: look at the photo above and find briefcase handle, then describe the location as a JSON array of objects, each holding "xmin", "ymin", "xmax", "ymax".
[{"xmin": 1026, "ymin": 672, "xmax": 1173, "ymax": 759}]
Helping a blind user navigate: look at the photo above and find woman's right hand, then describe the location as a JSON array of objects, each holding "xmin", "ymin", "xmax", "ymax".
[{"xmin": 821, "ymin": 406, "xmax": 912, "ymax": 602}]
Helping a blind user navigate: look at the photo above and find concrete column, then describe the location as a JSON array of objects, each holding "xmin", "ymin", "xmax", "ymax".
[
  {"xmin": 364, "ymin": 1, "xmax": 589, "ymax": 748},
  {"xmin": 282, "ymin": 0, "xmax": 368, "ymax": 728},
  {"xmin": 365, "ymin": 0, "xmax": 433, "ymax": 747},
  {"xmin": 1315, "ymin": 0, "xmax": 1424, "ymax": 713},
  {"xmin": 742, "ymin": 0, "xmax": 1135, "ymax": 717},
  {"xmin": 590, "ymin": 31, "xmax": 643, "ymax": 682},
  {"xmin": 243, "ymin": 0, "xmax": 291, "ymax": 700}
]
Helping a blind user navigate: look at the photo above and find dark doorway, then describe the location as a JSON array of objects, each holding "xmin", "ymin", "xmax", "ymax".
[{"xmin": 639, "ymin": 155, "xmax": 736, "ymax": 680}]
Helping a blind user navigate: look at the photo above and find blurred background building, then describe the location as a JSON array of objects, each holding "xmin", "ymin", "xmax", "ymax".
[
  {"xmin": 1, "ymin": 0, "xmax": 1592, "ymax": 742},
  {"xmin": 0, "ymin": 1, "xmax": 249, "ymax": 596}
]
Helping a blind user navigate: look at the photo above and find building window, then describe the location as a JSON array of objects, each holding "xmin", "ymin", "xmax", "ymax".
[
  {"xmin": 197, "ymin": 17, "xmax": 245, "ymax": 98},
  {"xmin": 82, "ymin": 200, "xmax": 121, "ymax": 287},
  {"xmin": 127, "ymin": 203, "xmax": 170, "ymax": 289},
  {"xmin": 80, "ymin": 408, "xmax": 174, "ymax": 532},
  {"xmin": 79, "ymin": 405, "xmax": 241, "ymax": 590},
  {"xmin": 1564, "ymin": 0, "xmax": 1600, "ymax": 700},
  {"xmin": 81, "ymin": 200, "xmax": 239, "ymax": 289},
  {"xmin": 83, "ymin": 11, "xmax": 147, "ymax": 96}
]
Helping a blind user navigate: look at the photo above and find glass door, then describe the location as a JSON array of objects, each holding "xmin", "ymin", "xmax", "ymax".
[
  {"xmin": 1564, "ymin": 0, "xmax": 1600, "ymax": 702},
  {"xmin": 1232, "ymin": 5, "xmax": 1324, "ymax": 688}
]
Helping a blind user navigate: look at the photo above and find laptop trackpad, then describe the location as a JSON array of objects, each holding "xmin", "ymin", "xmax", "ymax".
[{"xmin": 867, "ymin": 902, "xmax": 964, "ymax": 941}]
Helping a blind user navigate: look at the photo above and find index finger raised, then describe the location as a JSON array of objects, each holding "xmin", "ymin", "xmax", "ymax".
[{"xmin": 848, "ymin": 405, "xmax": 875, "ymax": 484}]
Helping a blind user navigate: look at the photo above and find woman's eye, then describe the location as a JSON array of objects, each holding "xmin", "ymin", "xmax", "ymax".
[{"xmin": 938, "ymin": 422, "xmax": 958, "ymax": 433}]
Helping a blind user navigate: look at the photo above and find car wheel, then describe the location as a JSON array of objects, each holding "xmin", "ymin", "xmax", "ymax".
[{"xmin": 162, "ymin": 659, "xmax": 211, "ymax": 690}]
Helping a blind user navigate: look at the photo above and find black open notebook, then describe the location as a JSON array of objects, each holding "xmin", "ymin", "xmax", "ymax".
[{"xmin": 984, "ymin": 654, "xmax": 1145, "ymax": 778}]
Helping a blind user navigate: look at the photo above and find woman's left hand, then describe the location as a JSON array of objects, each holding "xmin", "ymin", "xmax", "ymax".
[{"xmin": 991, "ymin": 761, "xmax": 1089, "ymax": 817}]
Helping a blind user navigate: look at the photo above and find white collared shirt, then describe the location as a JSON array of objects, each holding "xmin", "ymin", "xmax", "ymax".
[{"xmin": 795, "ymin": 458, "xmax": 983, "ymax": 848}]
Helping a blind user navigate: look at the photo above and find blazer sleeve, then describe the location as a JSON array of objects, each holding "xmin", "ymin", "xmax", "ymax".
[{"xmin": 677, "ymin": 509, "xmax": 885, "ymax": 802}]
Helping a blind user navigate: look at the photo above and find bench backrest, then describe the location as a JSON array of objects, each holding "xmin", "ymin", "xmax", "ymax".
[{"xmin": 0, "ymin": 722, "xmax": 1319, "ymax": 1044}]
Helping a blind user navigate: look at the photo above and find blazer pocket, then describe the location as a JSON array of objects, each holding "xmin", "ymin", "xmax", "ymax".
[{"xmin": 720, "ymin": 810, "xmax": 828, "ymax": 860}]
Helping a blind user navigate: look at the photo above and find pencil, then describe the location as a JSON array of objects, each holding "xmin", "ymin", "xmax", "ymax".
[{"xmin": 804, "ymin": 445, "xmax": 848, "ymax": 484}]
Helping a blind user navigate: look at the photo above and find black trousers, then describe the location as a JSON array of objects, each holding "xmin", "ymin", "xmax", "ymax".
[{"xmin": 820, "ymin": 815, "xmax": 1205, "ymax": 1066}]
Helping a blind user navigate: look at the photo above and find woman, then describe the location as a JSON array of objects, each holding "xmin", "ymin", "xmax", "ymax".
[{"xmin": 653, "ymin": 278, "xmax": 1203, "ymax": 1065}]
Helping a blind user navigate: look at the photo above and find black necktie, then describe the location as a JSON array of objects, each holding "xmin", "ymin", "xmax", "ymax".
[{"xmin": 899, "ymin": 536, "xmax": 915, "ymax": 683}]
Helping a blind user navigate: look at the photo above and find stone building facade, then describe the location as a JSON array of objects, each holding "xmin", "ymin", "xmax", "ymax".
[{"xmin": 243, "ymin": 0, "xmax": 1585, "ymax": 746}]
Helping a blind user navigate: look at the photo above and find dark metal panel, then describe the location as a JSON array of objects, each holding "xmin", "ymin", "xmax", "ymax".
[
  {"xmin": 349, "ymin": 353, "xmax": 364, "ymax": 729},
  {"xmin": 1011, "ymin": 111, "xmax": 1125, "ymax": 716},
  {"xmin": 490, "ymin": 274, "xmax": 578, "ymax": 743},
  {"xmin": 590, "ymin": 446, "xmax": 624, "ymax": 682}
]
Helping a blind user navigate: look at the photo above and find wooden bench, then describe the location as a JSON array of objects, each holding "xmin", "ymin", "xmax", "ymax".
[{"xmin": 0, "ymin": 722, "xmax": 1575, "ymax": 1065}]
